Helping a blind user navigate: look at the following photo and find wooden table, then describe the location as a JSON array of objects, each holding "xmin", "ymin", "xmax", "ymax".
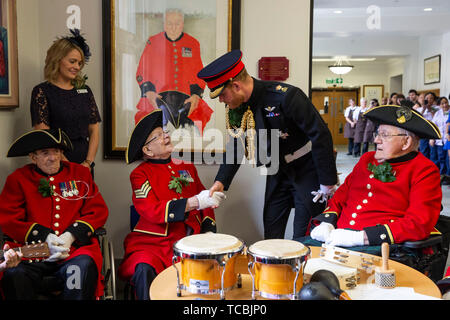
[{"xmin": 150, "ymin": 246, "xmax": 442, "ymax": 300}]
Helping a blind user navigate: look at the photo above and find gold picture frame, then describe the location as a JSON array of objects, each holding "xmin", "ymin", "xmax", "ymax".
[
  {"xmin": 424, "ymin": 54, "xmax": 440, "ymax": 85},
  {"xmin": 102, "ymin": 0, "xmax": 241, "ymax": 160},
  {"xmin": 363, "ymin": 84, "xmax": 384, "ymax": 103},
  {"xmin": 0, "ymin": 0, "xmax": 18, "ymax": 108}
]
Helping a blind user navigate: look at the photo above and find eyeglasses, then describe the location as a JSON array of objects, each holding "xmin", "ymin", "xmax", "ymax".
[
  {"xmin": 373, "ymin": 131, "xmax": 408, "ymax": 141},
  {"xmin": 144, "ymin": 129, "xmax": 169, "ymax": 146}
]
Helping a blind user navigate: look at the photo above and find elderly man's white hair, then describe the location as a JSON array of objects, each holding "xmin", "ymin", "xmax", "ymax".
[{"xmin": 164, "ymin": 8, "xmax": 184, "ymax": 22}]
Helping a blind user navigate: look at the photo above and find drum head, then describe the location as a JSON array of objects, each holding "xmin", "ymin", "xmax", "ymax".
[
  {"xmin": 248, "ymin": 239, "xmax": 309, "ymax": 259},
  {"xmin": 174, "ymin": 233, "xmax": 243, "ymax": 254}
]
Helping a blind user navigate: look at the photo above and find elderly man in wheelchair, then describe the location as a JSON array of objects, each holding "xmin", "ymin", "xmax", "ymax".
[
  {"xmin": 118, "ymin": 110, "xmax": 225, "ymax": 300},
  {"xmin": 0, "ymin": 129, "xmax": 109, "ymax": 300},
  {"xmin": 300, "ymin": 105, "xmax": 447, "ymax": 284}
]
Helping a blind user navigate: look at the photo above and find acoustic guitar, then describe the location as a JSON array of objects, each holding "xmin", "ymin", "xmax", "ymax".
[{"xmin": 0, "ymin": 242, "xmax": 50, "ymax": 262}]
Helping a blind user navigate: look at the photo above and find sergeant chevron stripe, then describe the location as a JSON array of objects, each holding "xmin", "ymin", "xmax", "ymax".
[{"xmin": 134, "ymin": 180, "xmax": 151, "ymax": 198}]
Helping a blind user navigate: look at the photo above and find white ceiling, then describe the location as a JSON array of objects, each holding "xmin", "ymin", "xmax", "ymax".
[
  {"xmin": 312, "ymin": 0, "xmax": 450, "ymax": 61},
  {"xmin": 313, "ymin": 0, "xmax": 450, "ymax": 38}
]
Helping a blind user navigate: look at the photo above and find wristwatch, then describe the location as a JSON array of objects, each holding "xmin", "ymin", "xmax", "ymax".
[{"xmin": 83, "ymin": 159, "xmax": 95, "ymax": 168}]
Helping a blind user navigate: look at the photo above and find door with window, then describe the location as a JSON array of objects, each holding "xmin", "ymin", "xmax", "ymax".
[{"xmin": 311, "ymin": 88, "xmax": 358, "ymax": 145}]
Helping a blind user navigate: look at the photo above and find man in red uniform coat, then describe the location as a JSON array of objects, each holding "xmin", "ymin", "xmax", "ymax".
[
  {"xmin": 135, "ymin": 8, "xmax": 213, "ymax": 134},
  {"xmin": 118, "ymin": 109, "xmax": 225, "ymax": 300},
  {"xmin": 310, "ymin": 105, "xmax": 442, "ymax": 247},
  {"xmin": 0, "ymin": 129, "xmax": 108, "ymax": 299}
]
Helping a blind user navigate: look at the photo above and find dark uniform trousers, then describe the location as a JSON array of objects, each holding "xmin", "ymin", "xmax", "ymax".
[
  {"xmin": 130, "ymin": 263, "xmax": 157, "ymax": 300},
  {"xmin": 263, "ymin": 153, "xmax": 326, "ymax": 239},
  {"xmin": 2, "ymin": 255, "xmax": 97, "ymax": 300}
]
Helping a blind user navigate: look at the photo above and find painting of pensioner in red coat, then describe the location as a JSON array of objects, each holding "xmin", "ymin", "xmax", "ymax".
[{"xmin": 107, "ymin": 0, "xmax": 233, "ymax": 158}]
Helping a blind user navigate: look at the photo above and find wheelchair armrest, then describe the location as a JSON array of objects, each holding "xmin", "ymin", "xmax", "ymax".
[
  {"xmin": 95, "ymin": 227, "xmax": 107, "ymax": 237},
  {"xmin": 402, "ymin": 235, "xmax": 442, "ymax": 249}
]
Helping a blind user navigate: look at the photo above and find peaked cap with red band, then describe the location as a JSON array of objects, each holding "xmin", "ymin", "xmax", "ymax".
[{"xmin": 197, "ymin": 50, "xmax": 245, "ymax": 99}]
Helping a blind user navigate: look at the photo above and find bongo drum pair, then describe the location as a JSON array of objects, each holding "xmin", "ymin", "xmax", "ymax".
[{"xmin": 172, "ymin": 233, "xmax": 311, "ymax": 300}]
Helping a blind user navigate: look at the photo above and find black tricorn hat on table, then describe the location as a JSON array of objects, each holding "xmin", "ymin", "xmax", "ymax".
[
  {"xmin": 363, "ymin": 105, "xmax": 441, "ymax": 139},
  {"xmin": 126, "ymin": 109, "xmax": 163, "ymax": 164},
  {"xmin": 7, "ymin": 128, "xmax": 73, "ymax": 157}
]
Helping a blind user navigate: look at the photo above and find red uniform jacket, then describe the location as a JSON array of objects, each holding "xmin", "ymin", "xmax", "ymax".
[
  {"xmin": 312, "ymin": 151, "xmax": 442, "ymax": 245},
  {"xmin": 134, "ymin": 32, "xmax": 213, "ymax": 133},
  {"xmin": 118, "ymin": 158, "xmax": 216, "ymax": 280},
  {"xmin": 0, "ymin": 162, "xmax": 109, "ymax": 297}
]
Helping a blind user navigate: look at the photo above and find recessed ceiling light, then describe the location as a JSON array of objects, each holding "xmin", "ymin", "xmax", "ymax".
[
  {"xmin": 424, "ymin": 8, "xmax": 433, "ymax": 11},
  {"xmin": 334, "ymin": 10, "xmax": 343, "ymax": 14}
]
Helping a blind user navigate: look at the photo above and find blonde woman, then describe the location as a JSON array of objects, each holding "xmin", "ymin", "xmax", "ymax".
[{"xmin": 30, "ymin": 29, "xmax": 101, "ymax": 173}]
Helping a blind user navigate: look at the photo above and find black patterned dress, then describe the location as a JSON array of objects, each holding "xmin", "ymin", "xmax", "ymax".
[{"xmin": 30, "ymin": 82, "xmax": 101, "ymax": 163}]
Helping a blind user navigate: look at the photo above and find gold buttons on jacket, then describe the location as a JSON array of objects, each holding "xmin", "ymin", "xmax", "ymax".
[
  {"xmin": 54, "ymin": 222, "xmax": 59, "ymax": 228},
  {"xmin": 169, "ymin": 213, "xmax": 175, "ymax": 219},
  {"xmin": 55, "ymin": 214, "xmax": 60, "ymax": 219},
  {"xmin": 55, "ymin": 205, "xmax": 60, "ymax": 210},
  {"xmin": 49, "ymin": 177, "xmax": 55, "ymax": 182}
]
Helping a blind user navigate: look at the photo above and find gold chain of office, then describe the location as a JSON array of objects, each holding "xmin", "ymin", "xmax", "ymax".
[{"xmin": 225, "ymin": 106, "xmax": 256, "ymax": 163}]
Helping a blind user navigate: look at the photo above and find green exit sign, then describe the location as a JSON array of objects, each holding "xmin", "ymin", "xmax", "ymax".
[{"xmin": 326, "ymin": 78, "xmax": 343, "ymax": 85}]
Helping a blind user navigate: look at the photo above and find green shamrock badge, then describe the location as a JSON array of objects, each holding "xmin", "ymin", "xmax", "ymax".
[
  {"xmin": 367, "ymin": 162, "xmax": 396, "ymax": 182},
  {"xmin": 38, "ymin": 178, "xmax": 54, "ymax": 197},
  {"xmin": 168, "ymin": 176, "xmax": 193, "ymax": 194}
]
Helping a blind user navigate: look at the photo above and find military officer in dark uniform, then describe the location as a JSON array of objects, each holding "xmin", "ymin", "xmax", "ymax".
[{"xmin": 198, "ymin": 50, "xmax": 338, "ymax": 239}]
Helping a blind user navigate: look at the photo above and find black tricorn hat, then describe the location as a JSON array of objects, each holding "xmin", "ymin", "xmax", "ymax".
[
  {"xmin": 7, "ymin": 128, "xmax": 73, "ymax": 157},
  {"xmin": 156, "ymin": 90, "xmax": 193, "ymax": 128},
  {"xmin": 126, "ymin": 109, "xmax": 163, "ymax": 164},
  {"xmin": 363, "ymin": 105, "xmax": 441, "ymax": 139}
]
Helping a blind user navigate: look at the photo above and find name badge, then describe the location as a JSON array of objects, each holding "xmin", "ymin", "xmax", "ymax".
[{"xmin": 77, "ymin": 89, "xmax": 88, "ymax": 94}]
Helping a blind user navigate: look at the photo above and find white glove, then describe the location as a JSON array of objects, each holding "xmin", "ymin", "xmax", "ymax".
[
  {"xmin": 196, "ymin": 190, "xmax": 226, "ymax": 210},
  {"xmin": 310, "ymin": 222, "xmax": 335, "ymax": 242},
  {"xmin": 325, "ymin": 229, "xmax": 365, "ymax": 247},
  {"xmin": 45, "ymin": 233, "xmax": 70, "ymax": 262},
  {"xmin": 211, "ymin": 191, "xmax": 226, "ymax": 204},
  {"xmin": 311, "ymin": 184, "xmax": 337, "ymax": 203},
  {"xmin": 59, "ymin": 232, "xmax": 75, "ymax": 251}
]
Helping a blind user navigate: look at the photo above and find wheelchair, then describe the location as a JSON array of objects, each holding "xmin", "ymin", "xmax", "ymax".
[
  {"xmin": 392, "ymin": 214, "xmax": 450, "ymax": 282},
  {"xmin": 1, "ymin": 227, "xmax": 117, "ymax": 300},
  {"xmin": 96, "ymin": 228, "xmax": 117, "ymax": 300},
  {"xmin": 122, "ymin": 205, "xmax": 140, "ymax": 300},
  {"xmin": 298, "ymin": 214, "xmax": 450, "ymax": 284}
]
